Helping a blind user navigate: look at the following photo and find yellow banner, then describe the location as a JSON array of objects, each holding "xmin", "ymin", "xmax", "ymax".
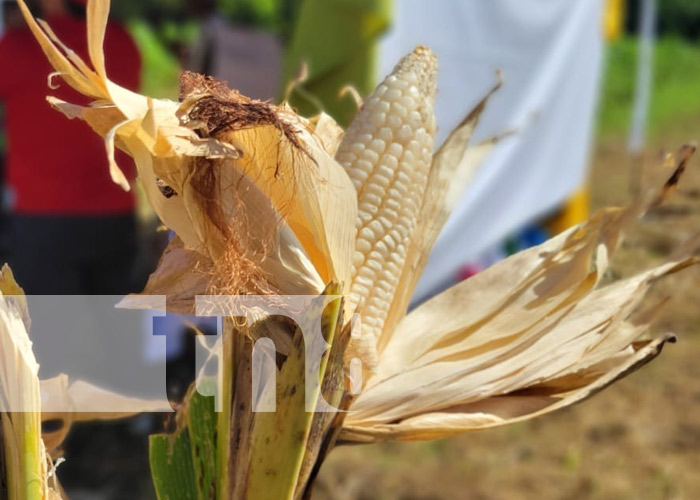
[{"xmin": 605, "ymin": 0, "xmax": 625, "ymax": 40}]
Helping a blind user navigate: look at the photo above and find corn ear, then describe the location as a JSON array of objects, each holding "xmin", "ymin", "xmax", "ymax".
[
  {"xmin": 335, "ymin": 46, "xmax": 437, "ymax": 368},
  {"xmin": 375, "ymin": 76, "xmax": 504, "ymax": 355}
]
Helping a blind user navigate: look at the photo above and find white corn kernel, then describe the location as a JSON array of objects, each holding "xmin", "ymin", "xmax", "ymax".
[{"xmin": 335, "ymin": 46, "xmax": 437, "ymax": 367}]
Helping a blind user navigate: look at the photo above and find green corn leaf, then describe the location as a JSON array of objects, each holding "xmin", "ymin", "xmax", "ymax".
[
  {"xmin": 150, "ymin": 384, "xmax": 218, "ymax": 500},
  {"xmin": 150, "ymin": 430, "xmax": 197, "ymax": 500}
]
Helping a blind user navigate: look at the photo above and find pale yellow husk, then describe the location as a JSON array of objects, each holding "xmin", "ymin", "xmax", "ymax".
[{"xmin": 0, "ymin": 265, "xmax": 61, "ymax": 500}]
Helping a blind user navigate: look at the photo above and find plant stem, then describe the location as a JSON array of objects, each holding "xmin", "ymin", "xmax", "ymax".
[
  {"xmin": 22, "ymin": 413, "xmax": 43, "ymax": 500},
  {"xmin": 216, "ymin": 319, "xmax": 234, "ymax": 499}
]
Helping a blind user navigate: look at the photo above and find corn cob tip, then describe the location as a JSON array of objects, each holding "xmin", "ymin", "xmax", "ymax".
[{"xmin": 389, "ymin": 45, "xmax": 438, "ymax": 100}]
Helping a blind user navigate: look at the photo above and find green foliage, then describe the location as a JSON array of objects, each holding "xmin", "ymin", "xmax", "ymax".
[
  {"xmin": 128, "ymin": 19, "xmax": 181, "ymax": 99},
  {"xmin": 218, "ymin": 0, "xmax": 278, "ymax": 29},
  {"xmin": 187, "ymin": 384, "xmax": 218, "ymax": 499},
  {"xmin": 597, "ymin": 36, "xmax": 700, "ymax": 140},
  {"xmin": 626, "ymin": 0, "xmax": 700, "ymax": 39},
  {"xmin": 657, "ymin": 0, "xmax": 700, "ymax": 39},
  {"xmin": 216, "ymin": 0, "xmax": 305, "ymax": 37},
  {"xmin": 111, "ymin": 0, "xmax": 301, "ymax": 36},
  {"xmin": 150, "ymin": 385, "xmax": 218, "ymax": 500},
  {"xmin": 111, "ymin": 0, "xmax": 184, "ymax": 21},
  {"xmin": 150, "ymin": 431, "xmax": 198, "ymax": 500}
]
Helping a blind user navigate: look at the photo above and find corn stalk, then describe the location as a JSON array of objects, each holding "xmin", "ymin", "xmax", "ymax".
[{"xmin": 148, "ymin": 284, "xmax": 347, "ymax": 500}]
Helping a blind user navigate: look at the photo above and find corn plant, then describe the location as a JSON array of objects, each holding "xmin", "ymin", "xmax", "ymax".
[{"xmin": 2, "ymin": 0, "xmax": 699, "ymax": 499}]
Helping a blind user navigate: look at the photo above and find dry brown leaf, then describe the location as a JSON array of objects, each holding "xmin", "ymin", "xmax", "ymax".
[{"xmin": 341, "ymin": 148, "xmax": 697, "ymax": 442}]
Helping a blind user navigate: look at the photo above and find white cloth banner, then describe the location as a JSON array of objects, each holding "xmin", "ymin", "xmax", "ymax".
[{"xmin": 379, "ymin": 0, "xmax": 605, "ymax": 301}]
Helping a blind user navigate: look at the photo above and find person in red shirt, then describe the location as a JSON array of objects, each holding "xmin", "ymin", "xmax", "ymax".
[{"xmin": 0, "ymin": 0, "xmax": 141, "ymax": 295}]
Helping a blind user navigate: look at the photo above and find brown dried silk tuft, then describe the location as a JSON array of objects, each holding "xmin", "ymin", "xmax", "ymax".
[{"xmin": 176, "ymin": 71, "xmax": 317, "ymax": 298}]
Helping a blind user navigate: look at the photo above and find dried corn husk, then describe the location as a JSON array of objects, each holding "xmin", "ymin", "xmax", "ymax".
[
  {"xmin": 342, "ymin": 206, "xmax": 694, "ymax": 440},
  {"xmin": 339, "ymin": 144, "xmax": 697, "ymax": 442},
  {"xmin": 39, "ymin": 375, "xmax": 171, "ymax": 454},
  {"xmin": 0, "ymin": 265, "xmax": 61, "ymax": 499}
]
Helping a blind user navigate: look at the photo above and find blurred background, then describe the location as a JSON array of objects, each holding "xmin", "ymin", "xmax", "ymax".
[{"xmin": 1, "ymin": 0, "xmax": 700, "ymax": 498}]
